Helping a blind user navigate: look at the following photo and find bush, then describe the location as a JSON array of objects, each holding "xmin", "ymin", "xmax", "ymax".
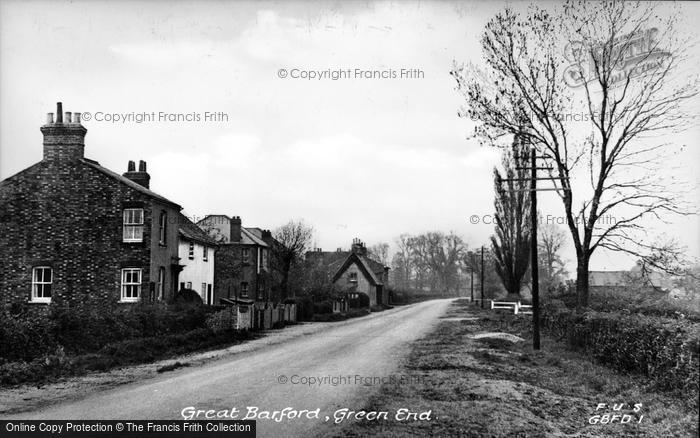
[
  {"xmin": 348, "ymin": 293, "xmax": 370, "ymax": 308},
  {"xmin": 0, "ymin": 302, "xmax": 212, "ymax": 363},
  {"xmin": 313, "ymin": 300, "xmax": 333, "ymax": 315},
  {"xmin": 174, "ymin": 288, "xmax": 204, "ymax": 305},
  {"xmin": 540, "ymin": 302, "xmax": 700, "ymax": 404}
]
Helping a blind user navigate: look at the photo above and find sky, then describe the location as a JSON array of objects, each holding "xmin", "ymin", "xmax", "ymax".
[{"xmin": 1, "ymin": 0, "xmax": 699, "ymax": 274}]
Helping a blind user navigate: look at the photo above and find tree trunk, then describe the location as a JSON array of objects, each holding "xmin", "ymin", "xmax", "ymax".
[{"xmin": 575, "ymin": 256, "xmax": 589, "ymax": 308}]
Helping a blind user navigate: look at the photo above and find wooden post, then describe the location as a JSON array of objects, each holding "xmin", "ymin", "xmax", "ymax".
[
  {"xmin": 470, "ymin": 267, "xmax": 474, "ymax": 302},
  {"xmin": 480, "ymin": 246, "xmax": 485, "ymax": 309}
]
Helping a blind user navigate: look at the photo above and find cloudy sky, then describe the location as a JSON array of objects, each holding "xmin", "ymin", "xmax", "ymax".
[{"xmin": 1, "ymin": 0, "xmax": 699, "ymax": 273}]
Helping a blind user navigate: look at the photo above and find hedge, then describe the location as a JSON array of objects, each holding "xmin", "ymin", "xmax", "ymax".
[
  {"xmin": 541, "ymin": 300, "xmax": 700, "ymax": 403},
  {"xmin": 0, "ymin": 302, "xmax": 210, "ymax": 362}
]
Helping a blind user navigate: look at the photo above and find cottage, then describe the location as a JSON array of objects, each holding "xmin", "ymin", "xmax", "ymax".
[
  {"xmin": 0, "ymin": 103, "xmax": 183, "ymax": 310},
  {"xmin": 177, "ymin": 213, "xmax": 218, "ymax": 304},
  {"xmin": 306, "ymin": 238, "xmax": 390, "ymax": 307}
]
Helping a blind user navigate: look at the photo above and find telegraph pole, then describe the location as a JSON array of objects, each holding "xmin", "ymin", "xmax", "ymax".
[
  {"xmin": 507, "ymin": 139, "xmax": 569, "ymax": 351},
  {"xmin": 480, "ymin": 245, "xmax": 485, "ymax": 309},
  {"xmin": 529, "ymin": 147, "xmax": 541, "ymax": 350}
]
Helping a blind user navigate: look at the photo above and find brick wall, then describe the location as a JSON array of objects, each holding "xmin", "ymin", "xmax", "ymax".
[{"xmin": 0, "ymin": 160, "xmax": 180, "ymax": 310}]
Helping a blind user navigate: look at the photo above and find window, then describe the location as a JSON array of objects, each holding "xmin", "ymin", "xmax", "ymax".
[
  {"xmin": 188, "ymin": 241, "xmax": 195, "ymax": 260},
  {"xmin": 202, "ymin": 283, "xmax": 206, "ymax": 297},
  {"xmin": 349, "ymin": 272, "xmax": 358, "ymax": 283},
  {"xmin": 207, "ymin": 284, "xmax": 213, "ymax": 305},
  {"xmin": 157, "ymin": 267, "xmax": 165, "ymax": 301},
  {"xmin": 123, "ymin": 208, "xmax": 144, "ymax": 242},
  {"xmin": 257, "ymin": 282, "xmax": 264, "ymax": 300},
  {"xmin": 242, "ymin": 248, "xmax": 250, "ymax": 264},
  {"xmin": 31, "ymin": 267, "xmax": 52, "ymax": 303},
  {"xmin": 240, "ymin": 282, "xmax": 249, "ymax": 297},
  {"xmin": 121, "ymin": 268, "xmax": 142, "ymax": 302},
  {"xmin": 262, "ymin": 249, "xmax": 268, "ymax": 269},
  {"xmin": 158, "ymin": 211, "xmax": 167, "ymax": 245},
  {"xmin": 203, "ymin": 246, "xmax": 208, "ymax": 262}
]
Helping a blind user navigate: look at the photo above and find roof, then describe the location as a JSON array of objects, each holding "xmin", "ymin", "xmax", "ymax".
[
  {"xmin": 241, "ymin": 227, "xmax": 268, "ymax": 247},
  {"xmin": 81, "ymin": 159, "xmax": 181, "ymax": 208},
  {"xmin": 589, "ymin": 271, "xmax": 630, "ymax": 287},
  {"xmin": 178, "ymin": 213, "xmax": 218, "ymax": 246},
  {"xmin": 331, "ymin": 252, "xmax": 383, "ymax": 286}
]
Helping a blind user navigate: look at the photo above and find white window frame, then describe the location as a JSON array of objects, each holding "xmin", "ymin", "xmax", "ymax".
[
  {"xmin": 242, "ymin": 248, "xmax": 250, "ymax": 264},
  {"xmin": 203, "ymin": 245, "xmax": 209, "ymax": 262},
  {"xmin": 120, "ymin": 268, "xmax": 142, "ymax": 302},
  {"xmin": 240, "ymin": 282, "xmax": 249, "ymax": 297},
  {"xmin": 349, "ymin": 272, "xmax": 358, "ymax": 283},
  {"xmin": 188, "ymin": 241, "xmax": 195, "ymax": 260},
  {"xmin": 123, "ymin": 208, "xmax": 144, "ymax": 242},
  {"xmin": 31, "ymin": 266, "xmax": 53, "ymax": 303}
]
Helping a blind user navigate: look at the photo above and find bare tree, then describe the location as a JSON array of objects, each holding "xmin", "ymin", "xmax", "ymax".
[
  {"xmin": 273, "ymin": 219, "xmax": 314, "ymax": 300},
  {"xmin": 368, "ymin": 242, "xmax": 389, "ymax": 266},
  {"xmin": 394, "ymin": 234, "xmax": 415, "ymax": 289},
  {"xmin": 491, "ymin": 135, "xmax": 531, "ymax": 297},
  {"xmin": 538, "ymin": 216, "xmax": 568, "ymax": 291},
  {"xmin": 452, "ymin": 1, "xmax": 697, "ymax": 306}
]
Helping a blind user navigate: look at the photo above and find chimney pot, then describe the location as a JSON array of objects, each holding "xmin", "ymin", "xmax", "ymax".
[
  {"xmin": 128, "ymin": 160, "xmax": 136, "ymax": 172},
  {"xmin": 138, "ymin": 160, "xmax": 147, "ymax": 172},
  {"xmin": 74, "ymin": 112, "xmax": 81, "ymax": 124},
  {"xmin": 41, "ymin": 102, "xmax": 86, "ymax": 162}
]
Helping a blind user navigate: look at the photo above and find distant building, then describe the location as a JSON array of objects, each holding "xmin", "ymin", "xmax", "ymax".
[
  {"xmin": 177, "ymin": 213, "xmax": 218, "ymax": 304},
  {"xmin": 197, "ymin": 215, "xmax": 279, "ymax": 306},
  {"xmin": 306, "ymin": 238, "xmax": 390, "ymax": 307},
  {"xmin": 0, "ymin": 103, "xmax": 183, "ymax": 310}
]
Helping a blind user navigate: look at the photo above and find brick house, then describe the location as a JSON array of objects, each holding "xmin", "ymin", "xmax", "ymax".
[
  {"xmin": 0, "ymin": 103, "xmax": 183, "ymax": 310},
  {"xmin": 197, "ymin": 215, "xmax": 279, "ymax": 306},
  {"xmin": 177, "ymin": 213, "xmax": 218, "ymax": 304},
  {"xmin": 306, "ymin": 238, "xmax": 390, "ymax": 307}
]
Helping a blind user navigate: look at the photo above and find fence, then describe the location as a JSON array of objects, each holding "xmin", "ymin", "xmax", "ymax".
[{"xmin": 490, "ymin": 300, "xmax": 532, "ymax": 315}]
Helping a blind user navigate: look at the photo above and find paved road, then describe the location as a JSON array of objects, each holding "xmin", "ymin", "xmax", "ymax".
[{"xmin": 7, "ymin": 299, "xmax": 454, "ymax": 437}]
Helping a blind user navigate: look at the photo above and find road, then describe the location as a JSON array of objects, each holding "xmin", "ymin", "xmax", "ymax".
[{"xmin": 5, "ymin": 299, "xmax": 454, "ymax": 437}]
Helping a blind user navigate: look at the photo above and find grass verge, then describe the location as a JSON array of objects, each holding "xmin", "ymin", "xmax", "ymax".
[{"xmin": 331, "ymin": 299, "xmax": 698, "ymax": 438}]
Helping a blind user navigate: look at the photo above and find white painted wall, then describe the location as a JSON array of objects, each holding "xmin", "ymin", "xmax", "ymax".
[{"xmin": 178, "ymin": 239, "xmax": 216, "ymax": 304}]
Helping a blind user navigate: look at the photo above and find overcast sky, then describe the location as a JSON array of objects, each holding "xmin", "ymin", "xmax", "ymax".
[{"xmin": 1, "ymin": 0, "xmax": 699, "ymax": 273}]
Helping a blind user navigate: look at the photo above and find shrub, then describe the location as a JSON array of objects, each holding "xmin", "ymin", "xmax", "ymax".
[
  {"xmin": 540, "ymin": 303, "xmax": 700, "ymax": 405},
  {"xmin": 313, "ymin": 300, "xmax": 333, "ymax": 315},
  {"xmin": 174, "ymin": 288, "xmax": 204, "ymax": 305}
]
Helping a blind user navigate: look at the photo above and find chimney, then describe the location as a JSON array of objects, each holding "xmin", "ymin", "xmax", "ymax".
[
  {"xmin": 41, "ymin": 101, "xmax": 87, "ymax": 162},
  {"xmin": 122, "ymin": 159, "xmax": 150, "ymax": 188},
  {"xmin": 230, "ymin": 216, "xmax": 242, "ymax": 243},
  {"xmin": 351, "ymin": 238, "xmax": 367, "ymax": 256}
]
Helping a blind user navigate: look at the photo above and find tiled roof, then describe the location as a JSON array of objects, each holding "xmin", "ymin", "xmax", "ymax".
[
  {"xmin": 81, "ymin": 159, "xmax": 181, "ymax": 208},
  {"xmin": 178, "ymin": 213, "xmax": 218, "ymax": 246},
  {"xmin": 589, "ymin": 271, "xmax": 629, "ymax": 287},
  {"xmin": 241, "ymin": 227, "xmax": 268, "ymax": 247},
  {"xmin": 331, "ymin": 252, "xmax": 383, "ymax": 286}
]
